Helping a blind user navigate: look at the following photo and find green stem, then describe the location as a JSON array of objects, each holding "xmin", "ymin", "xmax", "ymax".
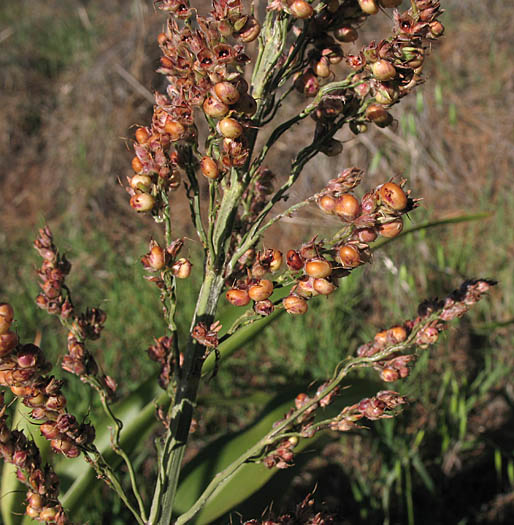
[
  {"xmin": 85, "ymin": 447, "xmax": 145, "ymax": 525},
  {"xmin": 150, "ymin": 269, "xmax": 225, "ymax": 525},
  {"xmin": 98, "ymin": 391, "xmax": 148, "ymax": 522},
  {"xmin": 175, "ymin": 319, "xmax": 432, "ymax": 525}
]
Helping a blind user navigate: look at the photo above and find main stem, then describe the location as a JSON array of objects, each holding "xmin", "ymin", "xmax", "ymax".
[
  {"xmin": 151, "ymin": 269, "xmax": 225, "ymax": 525},
  {"xmin": 150, "ymin": 10, "xmax": 292, "ymax": 523}
]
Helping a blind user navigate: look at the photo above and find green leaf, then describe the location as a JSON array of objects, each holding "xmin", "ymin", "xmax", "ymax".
[
  {"xmin": 372, "ymin": 212, "xmax": 492, "ymax": 252},
  {"xmin": 174, "ymin": 378, "xmax": 380, "ymax": 524},
  {"xmin": 411, "ymin": 454, "xmax": 435, "ymax": 494},
  {"xmin": 59, "ymin": 377, "xmax": 165, "ymax": 513},
  {"xmin": 59, "ymin": 288, "xmax": 291, "ymax": 515}
]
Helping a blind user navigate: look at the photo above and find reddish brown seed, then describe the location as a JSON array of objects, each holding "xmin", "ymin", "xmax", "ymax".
[
  {"xmin": 318, "ymin": 195, "xmax": 337, "ymax": 214},
  {"xmin": 248, "ymin": 279, "xmax": 274, "ymax": 301},
  {"xmin": 135, "ymin": 127, "xmax": 150, "ymax": 144},
  {"xmin": 338, "ymin": 245, "xmax": 361, "ymax": 268},
  {"xmin": 200, "ymin": 156, "xmax": 220, "ymax": 180},
  {"xmin": 226, "ymin": 288, "xmax": 250, "ymax": 307},
  {"xmin": 0, "ymin": 303, "xmax": 14, "ymax": 324},
  {"xmin": 313, "ymin": 278, "xmax": 336, "ymax": 295},
  {"xmin": 214, "ymin": 82, "xmax": 241, "ymax": 105},
  {"xmin": 365, "ymin": 103, "xmax": 393, "ymax": 128},
  {"xmin": 290, "ymin": 0, "xmax": 314, "ymax": 19},
  {"xmin": 203, "ymin": 96, "xmax": 229, "ymax": 119},
  {"xmin": 131, "ymin": 156, "xmax": 144, "ymax": 173},
  {"xmin": 314, "ymin": 58, "xmax": 331, "ymax": 78},
  {"xmin": 305, "ymin": 258, "xmax": 332, "ymax": 279},
  {"xmin": 164, "ymin": 120, "xmax": 186, "ymax": 141},
  {"xmin": 429, "ymin": 20, "xmax": 445, "ymax": 37},
  {"xmin": 39, "ymin": 507, "xmax": 59, "ymax": 521},
  {"xmin": 172, "ymin": 258, "xmax": 192, "ymax": 279},
  {"xmin": 160, "ymin": 56, "xmax": 173, "ymax": 69},
  {"xmin": 0, "ymin": 323, "xmax": 12, "ymax": 338},
  {"xmin": 235, "ymin": 16, "xmax": 261, "ymax": 43},
  {"xmin": 129, "ymin": 174, "xmax": 152, "ymax": 191},
  {"xmin": 335, "ymin": 194, "xmax": 360, "ymax": 221},
  {"xmin": 27, "ymin": 493, "xmax": 44, "ymax": 511},
  {"xmin": 130, "ymin": 193, "xmax": 155, "ymax": 213},
  {"xmin": 218, "ymin": 117, "xmax": 243, "ymax": 139},
  {"xmin": 254, "ymin": 299, "xmax": 274, "ymax": 316},
  {"xmin": 283, "ymin": 295, "xmax": 308, "ymax": 315},
  {"xmin": 11, "ymin": 385, "xmax": 31, "ymax": 397},
  {"xmin": 358, "ymin": 0, "xmax": 379, "ymax": 14},
  {"xmin": 269, "ymin": 250, "xmax": 283, "ymax": 272},
  {"xmin": 286, "ymin": 250, "xmax": 304, "ymax": 271},
  {"xmin": 296, "ymin": 277, "xmax": 317, "ymax": 298},
  {"xmin": 0, "ymin": 331, "xmax": 18, "ymax": 356},
  {"xmin": 26, "ymin": 392, "xmax": 45, "ymax": 407},
  {"xmin": 378, "ymin": 218, "xmax": 404, "ymax": 238},
  {"xmin": 300, "ymin": 243, "xmax": 317, "ymax": 261},
  {"xmin": 148, "ymin": 245, "xmax": 166, "ymax": 271},
  {"xmin": 371, "ymin": 60, "xmax": 396, "ymax": 81},
  {"xmin": 379, "ymin": 183, "xmax": 407, "ymax": 210},
  {"xmin": 295, "ymin": 392, "xmax": 309, "ymax": 408},
  {"xmin": 334, "ymin": 27, "xmax": 358, "ymax": 43},
  {"xmin": 374, "ymin": 330, "xmax": 388, "ymax": 345},
  {"xmin": 26, "ymin": 506, "xmax": 40, "ymax": 519},
  {"xmin": 355, "ymin": 227, "xmax": 378, "ymax": 243},
  {"xmin": 320, "ymin": 138, "xmax": 343, "ymax": 157},
  {"xmin": 233, "ymin": 93, "xmax": 257, "ymax": 116},
  {"xmin": 294, "ymin": 70, "xmax": 319, "ymax": 97},
  {"xmin": 389, "ymin": 325, "xmax": 408, "ymax": 343},
  {"xmin": 380, "ymin": 368, "xmax": 400, "ymax": 382}
]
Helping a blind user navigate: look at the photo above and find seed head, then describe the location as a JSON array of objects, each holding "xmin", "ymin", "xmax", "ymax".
[
  {"xmin": 378, "ymin": 218, "xmax": 404, "ymax": 238},
  {"xmin": 283, "ymin": 295, "xmax": 308, "ymax": 315},
  {"xmin": 379, "ymin": 182, "xmax": 408, "ymax": 211},
  {"xmin": 200, "ymin": 156, "xmax": 220, "ymax": 180},
  {"xmin": 335, "ymin": 194, "xmax": 360, "ymax": 221},
  {"xmin": 214, "ymin": 82, "xmax": 241, "ymax": 106},
  {"xmin": 248, "ymin": 280, "xmax": 274, "ymax": 302},
  {"xmin": 226, "ymin": 288, "xmax": 250, "ymax": 307},
  {"xmin": 172, "ymin": 258, "xmax": 192, "ymax": 279},
  {"xmin": 305, "ymin": 258, "xmax": 332, "ymax": 279},
  {"xmin": 130, "ymin": 193, "xmax": 155, "ymax": 213},
  {"xmin": 338, "ymin": 245, "xmax": 361, "ymax": 268}
]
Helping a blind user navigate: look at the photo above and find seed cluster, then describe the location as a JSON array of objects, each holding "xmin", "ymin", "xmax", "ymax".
[
  {"xmin": 0, "ymin": 395, "xmax": 70, "ymax": 524},
  {"xmin": 141, "ymin": 238, "xmax": 193, "ymax": 286},
  {"xmin": 34, "ymin": 228, "xmax": 114, "ymax": 394},
  {"xmin": 225, "ymin": 167, "xmax": 415, "ymax": 316},
  {"xmin": 258, "ymin": 279, "xmax": 495, "ymax": 473},
  {"xmin": 261, "ymin": 382, "xmax": 407, "ymax": 470},
  {"xmin": 356, "ymin": 279, "xmax": 497, "ymax": 382},
  {"xmin": 0, "ymin": 304, "xmax": 95, "ymax": 522},
  {"xmin": 244, "ymin": 491, "xmax": 335, "ymax": 524},
  {"xmin": 128, "ymin": 0, "xmax": 260, "ymax": 214},
  {"xmin": 286, "ymin": 0, "xmax": 445, "ymax": 149}
]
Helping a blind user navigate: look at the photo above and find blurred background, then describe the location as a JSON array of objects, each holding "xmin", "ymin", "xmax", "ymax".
[{"xmin": 1, "ymin": 0, "xmax": 513, "ymax": 523}]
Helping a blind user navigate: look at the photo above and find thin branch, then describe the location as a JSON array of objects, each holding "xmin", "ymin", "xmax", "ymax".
[{"xmin": 174, "ymin": 317, "xmax": 434, "ymax": 525}]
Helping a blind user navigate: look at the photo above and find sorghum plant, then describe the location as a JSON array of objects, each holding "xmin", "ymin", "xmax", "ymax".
[{"xmin": 0, "ymin": 0, "xmax": 496, "ymax": 523}]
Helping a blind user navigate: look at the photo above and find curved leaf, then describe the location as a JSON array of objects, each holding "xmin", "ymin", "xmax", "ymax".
[{"xmin": 174, "ymin": 378, "xmax": 381, "ymax": 524}]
